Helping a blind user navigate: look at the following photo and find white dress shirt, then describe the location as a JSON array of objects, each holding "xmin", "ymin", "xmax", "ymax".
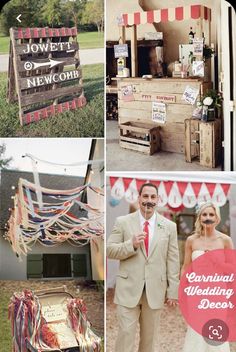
[{"xmin": 139, "ymin": 210, "xmax": 156, "ymax": 254}]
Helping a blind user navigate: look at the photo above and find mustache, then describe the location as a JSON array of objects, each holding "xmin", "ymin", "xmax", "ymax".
[
  {"xmin": 202, "ymin": 219, "xmax": 215, "ymax": 224},
  {"xmin": 142, "ymin": 202, "xmax": 156, "ymax": 208}
]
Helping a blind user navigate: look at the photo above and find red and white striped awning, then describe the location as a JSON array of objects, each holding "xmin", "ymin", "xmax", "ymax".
[
  {"xmin": 109, "ymin": 177, "xmax": 230, "ymax": 208},
  {"xmin": 120, "ymin": 5, "xmax": 211, "ymax": 26}
]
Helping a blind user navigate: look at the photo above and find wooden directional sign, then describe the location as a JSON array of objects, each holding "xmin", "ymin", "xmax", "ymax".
[{"xmin": 7, "ymin": 27, "xmax": 86, "ymax": 125}]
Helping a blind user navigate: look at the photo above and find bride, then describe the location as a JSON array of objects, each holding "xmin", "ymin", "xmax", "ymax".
[{"xmin": 181, "ymin": 202, "xmax": 234, "ymax": 352}]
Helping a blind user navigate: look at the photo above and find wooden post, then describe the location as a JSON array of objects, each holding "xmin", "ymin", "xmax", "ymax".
[
  {"xmin": 131, "ymin": 25, "xmax": 138, "ymax": 77},
  {"xmin": 119, "ymin": 26, "xmax": 126, "ymax": 44}
]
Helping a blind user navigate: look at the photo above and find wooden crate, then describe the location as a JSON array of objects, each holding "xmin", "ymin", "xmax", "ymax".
[
  {"xmin": 185, "ymin": 118, "xmax": 222, "ymax": 168},
  {"xmin": 119, "ymin": 121, "xmax": 160, "ymax": 155},
  {"xmin": 200, "ymin": 119, "xmax": 222, "ymax": 168}
]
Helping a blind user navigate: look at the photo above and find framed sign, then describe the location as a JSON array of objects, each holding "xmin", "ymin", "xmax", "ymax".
[
  {"xmin": 193, "ymin": 38, "xmax": 204, "ymax": 57},
  {"xmin": 7, "ymin": 27, "xmax": 86, "ymax": 125},
  {"xmin": 182, "ymin": 86, "xmax": 199, "ymax": 105},
  {"xmin": 152, "ymin": 102, "xmax": 166, "ymax": 124},
  {"xmin": 121, "ymin": 85, "xmax": 134, "ymax": 102},
  {"xmin": 114, "ymin": 44, "xmax": 128, "ymax": 58},
  {"xmin": 144, "ymin": 32, "xmax": 163, "ymax": 40},
  {"xmin": 192, "ymin": 61, "xmax": 204, "ymax": 77}
]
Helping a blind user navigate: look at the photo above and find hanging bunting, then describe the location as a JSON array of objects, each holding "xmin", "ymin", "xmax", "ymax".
[
  {"xmin": 109, "ymin": 177, "xmax": 231, "ymax": 208},
  {"xmin": 125, "ymin": 178, "xmax": 139, "ymax": 203},
  {"xmin": 5, "ymin": 178, "xmax": 104, "ymax": 259}
]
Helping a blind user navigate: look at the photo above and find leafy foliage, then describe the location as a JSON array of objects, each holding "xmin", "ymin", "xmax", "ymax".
[
  {"xmin": 0, "ymin": 0, "xmax": 104, "ymax": 34},
  {"xmin": 81, "ymin": 0, "xmax": 104, "ymax": 32},
  {"xmin": 0, "ymin": 143, "xmax": 12, "ymax": 169}
]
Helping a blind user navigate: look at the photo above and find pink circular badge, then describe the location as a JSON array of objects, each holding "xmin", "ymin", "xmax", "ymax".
[{"xmin": 179, "ymin": 249, "xmax": 236, "ymax": 342}]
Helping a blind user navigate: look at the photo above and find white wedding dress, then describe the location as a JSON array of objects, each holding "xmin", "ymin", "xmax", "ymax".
[{"xmin": 182, "ymin": 250, "xmax": 230, "ymax": 352}]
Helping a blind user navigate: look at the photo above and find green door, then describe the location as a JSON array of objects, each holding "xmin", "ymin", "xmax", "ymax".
[
  {"xmin": 27, "ymin": 254, "xmax": 43, "ymax": 278},
  {"xmin": 72, "ymin": 254, "xmax": 87, "ymax": 278}
]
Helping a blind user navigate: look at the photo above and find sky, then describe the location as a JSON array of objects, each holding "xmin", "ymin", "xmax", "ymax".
[{"xmin": 0, "ymin": 138, "xmax": 93, "ymax": 177}]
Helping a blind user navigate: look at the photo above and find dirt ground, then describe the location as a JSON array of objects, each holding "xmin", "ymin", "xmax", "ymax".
[
  {"xmin": 0, "ymin": 279, "xmax": 104, "ymax": 335},
  {"xmin": 106, "ymin": 288, "xmax": 236, "ymax": 352}
]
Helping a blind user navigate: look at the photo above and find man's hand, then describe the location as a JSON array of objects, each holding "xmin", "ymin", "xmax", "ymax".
[
  {"xmin": 165, "ymin": 298, "xmax": 178, "ymax": 307},
  {"xmin": 132, "ymin": 233, "xmax": 146, "ymax": 249}
]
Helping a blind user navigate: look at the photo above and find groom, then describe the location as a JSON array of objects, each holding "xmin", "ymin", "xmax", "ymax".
[{"xmin": 107, "ymin": 182, "xmax": 180, "ymax": 352}]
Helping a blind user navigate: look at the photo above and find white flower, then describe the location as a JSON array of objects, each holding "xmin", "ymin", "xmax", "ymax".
[{"xmin": 203, "ymin": 97, "xmax": 213, "ymax": 106}]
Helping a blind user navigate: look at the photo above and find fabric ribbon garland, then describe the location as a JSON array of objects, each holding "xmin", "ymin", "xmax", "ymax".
[
  {"xmin": 67, "ymin": 298, "xmax": 101, "ymax": 352},
  {"xmin": 5, "ymin": 178, "xmax": 104, "ymax": 259},
  {"xmin": 8, "ymin": 290, "xmax": 101, "ymax": 352}
]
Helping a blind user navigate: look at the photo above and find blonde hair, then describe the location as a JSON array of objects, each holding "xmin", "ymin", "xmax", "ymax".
[{"xmin": 194, "ymin": 202, "xmax": 221, "ymax": 235}]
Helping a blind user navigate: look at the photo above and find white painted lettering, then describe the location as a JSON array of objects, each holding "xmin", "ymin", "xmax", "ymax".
[{"xmin": 26, "ymin": 70, "xmax": 79, "ymax": 88}]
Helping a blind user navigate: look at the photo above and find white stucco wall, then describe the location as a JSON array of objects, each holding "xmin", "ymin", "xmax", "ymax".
[{"xmin": 0, "ymin": 237, "xmax": 91, "ymax": 280}]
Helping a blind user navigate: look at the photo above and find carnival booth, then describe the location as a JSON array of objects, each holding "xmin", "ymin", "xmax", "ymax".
[
  {"xmin": 9, "ymin": 286, "xmax": 101, "ymax": 351},
  {"xmin": 107, "ymin": 4, "xmax": 223, "ymax": 168}
]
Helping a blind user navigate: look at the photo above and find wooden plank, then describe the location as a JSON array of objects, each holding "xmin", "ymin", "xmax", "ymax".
[
  {"xmin": 119, "ymin": 104, "xmax": 194, "ymax": 123},
  {"xmin": 12, "ymin": 27, "xmax": 77, "ymax": 40},
  {"xmin": 131, "ymin": 25, "xmax": 138, "ymax": 77},
  {"xmin": 118, "ymin": 100, "xmax": 195, "ymax": 115},
  {"xmin": 7, "ymin": 40, "xmax": 17, "ymax": 102},
  {"xmin": 118, "ymin": 92, "xmax": 192, "ymax": 105},
  {"xmin": 199, "ymin": 120, "xmax": 221, "ymax": 168},
  {"xmin": 120, "ymin": 122, "xmax": 157, "ymax": 134},
  {"xmin": 15, "ymin": 42, "xmax": 79, "ymax": 55},
  {"xmin": 120, "ymin": 136, "xmax": 150, "ymax": 146},
  {"xmin": 21, "ymin": 95, "xmax": 86, "ymax": 125},
  {"xmin": 118, "ymin": 79, "xmax": 202, "ymax": 95},
  {"xmin": 17, "ymin": 56, "xmax": 78, "ymax": 73},
  {"xmin": 185, "ymin": 119, "xmax": 192, "ymax": 162},
  {"xmin": 20, "ymin": 84, "xmax": 83, "ymax": 106},
  {"xmin": 161, "ymin": 139, "xmax": 185, "ymax": 154},
  {"xmin": 120, "ymin": 141, "xmax": 151, "ymax": 154},
  {"xmin": 19, "ymin": 70, "xmax": 81, "ymax": 90}
]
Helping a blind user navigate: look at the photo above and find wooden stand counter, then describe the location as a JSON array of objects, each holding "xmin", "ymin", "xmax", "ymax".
[{"xmin": 117, "ymin": 77, "xmax": 212, "ymax": 154}]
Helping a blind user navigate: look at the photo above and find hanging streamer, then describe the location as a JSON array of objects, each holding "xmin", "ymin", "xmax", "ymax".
[{"xmin": 6, "ymin": 178, "xmax": 104, "ymax": 259}]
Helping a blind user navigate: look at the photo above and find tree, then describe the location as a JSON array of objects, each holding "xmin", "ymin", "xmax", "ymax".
[
  {"xmin": 41, "ymin": 0, "xmax": 63, "ymax": 27},
  {"xmin": 0, "ymin": 144, "xmax": 12, "ymax": 169},
  {"xmin": 0, "ymin": 0, "xmax": 45, "ymax": 35},
  {"xmin": 82, "ymin": 0, "xmax": 104, "ymax": 32},
  {"xmin": 63, "ymin": 0, "xmax": 87, "ymax": 29}
]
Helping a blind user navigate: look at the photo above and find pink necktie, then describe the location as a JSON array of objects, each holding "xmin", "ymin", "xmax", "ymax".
[{"xmin": 143, "ymin": 221, "xmax": 149, "ymax": 256}]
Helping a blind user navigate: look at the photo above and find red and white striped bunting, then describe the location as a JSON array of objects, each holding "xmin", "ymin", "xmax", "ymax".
[
  {"xmin": 120, "ymin": 5, "xmax": 211, "ymax": 26},
  {"xmin": 109, "ymin": 177, "xmax": 230, "ymax": 208}
]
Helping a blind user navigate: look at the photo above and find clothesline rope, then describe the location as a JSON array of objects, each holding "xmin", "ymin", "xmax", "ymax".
[{"xmin": 23, "ymin": 153, "xmax": 104, "ymax": 167}]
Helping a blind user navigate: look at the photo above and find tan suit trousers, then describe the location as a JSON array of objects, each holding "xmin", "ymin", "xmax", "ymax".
[{"xmin": 115, "ymin": 290, "xmax": 161, "ymax": 352}]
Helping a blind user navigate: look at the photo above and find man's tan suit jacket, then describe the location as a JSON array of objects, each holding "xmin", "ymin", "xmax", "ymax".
[{"xmin": 107, "ymin": 210, "xmax": 180, "ymax": 309}]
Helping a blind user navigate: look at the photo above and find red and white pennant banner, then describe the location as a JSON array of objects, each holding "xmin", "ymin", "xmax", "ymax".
[
  {"xmin": 109, "ymin": 177, "xmax": 231, "ymax": 208},
  {"xmin": 120, "ymin": 5, "xmax": 211, "ymax": 26}
]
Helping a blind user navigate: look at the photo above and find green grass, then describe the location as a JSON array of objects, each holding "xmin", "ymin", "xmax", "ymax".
[
  {"xmin": 0, "ymin": 290, "xmax": 12, "ymax": 351},
  {"xmin": 0, "ymin": 31, "xmax": 104, "ymax": 54},
  {"xmin": 78, "ymin": 31, "xmax": 104, "ymax": 49},
  {"xmin": 0, "ymin": 35, "xmax": 9, "ymax": 54},
  {"xmin": 0, "ymin": 63, "xmax": 104, "ymax": 137}
]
